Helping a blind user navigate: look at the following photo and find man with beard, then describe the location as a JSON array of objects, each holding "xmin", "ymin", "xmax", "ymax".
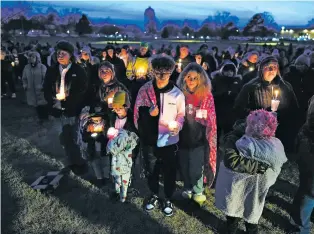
[{"xmin": 43, "ymin": 40, "xmax": 88, "ymax": 174}]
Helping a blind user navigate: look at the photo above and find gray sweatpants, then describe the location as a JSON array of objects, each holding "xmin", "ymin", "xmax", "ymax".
[{"xmin": 179, "ymin": 145, "xmax": 205, "ymax": 194}]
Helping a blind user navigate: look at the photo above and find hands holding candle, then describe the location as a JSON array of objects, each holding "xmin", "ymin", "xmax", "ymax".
[
  {"xmin": 136, "ymin": 67, "xmax": 146, "ymax": 78},
  {"xmin": 56, "ymin": 92, "xmax": 66, "ymax": 101},
  {"xmin": 168, "ymin": 121, "xmax": 179, "ymax": 136},
  {"xmin": 107, "ymin": 127, "xmax": 119, "ymax": 139}
]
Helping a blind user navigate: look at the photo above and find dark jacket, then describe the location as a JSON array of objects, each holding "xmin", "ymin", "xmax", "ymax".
[
  {"xmin": 212, "ymin": 71, "xmax": 242, "ymax": 128},
  {"xmin": 238, "ymin": 60, "xmax": 257, "ymax": 77},
  {"xmin": 233, "ymin": 75, "xmax": 299, "ymax": 152},
  {"xmin": 1, "ymin": 59, "xmax": 13, "ymax": 79},
  {"xmin": 241, "ymin": 69, "xmax": 258, "ymax": 87},
  {"xmin": 43, "ymin": 63, "xmax": 88, "ymax": 118},
  {"xmin": 105, "ymin": 55, "xmax": 128, "ymax": 87},
  {"xmin": 295, "ymin": 124, "xmax": 314, "ymax": 198},
  {"xmin": 179, "ymin": 92, "xmax": 207, "ymax": 149},
  {"xmin": 171, "ymin": 55, "xmax": 194, "ymax": 83},
  {"xmin": 223, "ymin": 121, "xmax": 270, "ymax": 174}
]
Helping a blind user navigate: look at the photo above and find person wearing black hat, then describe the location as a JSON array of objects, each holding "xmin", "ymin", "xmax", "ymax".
[
  {"xmin": 43, "ymin": 40, "xmax": 88, "ymax": 174},
  {"xmin": 233, "ymin": 56, "xmax": 299, "ymax": 153},
  {"xmin": 171, "ymin": 44, "xmax": 194, "ymax": 83}
]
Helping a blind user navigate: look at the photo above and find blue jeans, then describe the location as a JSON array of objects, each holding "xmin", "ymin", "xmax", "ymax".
[{"xmin": 292, "ymin": 193, "xmax": 314, "ymax": 234}]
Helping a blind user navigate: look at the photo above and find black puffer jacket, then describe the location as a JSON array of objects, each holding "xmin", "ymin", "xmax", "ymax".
[
  {"xmin": 43, "ymin": 63, "xmax": 88, "ymax": 118},
  {"xmin": 212, "ymin": 63, "xmax": 242, "ymax": 127}
]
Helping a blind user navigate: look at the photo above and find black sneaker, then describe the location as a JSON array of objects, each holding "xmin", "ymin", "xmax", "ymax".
[
  {"xmin": 145, "ymin": 195, "xmax": 159, "ymax": 212},
  {"xmin": 163, "ymin": 200, "xmax": 174, "ymax": 217}
]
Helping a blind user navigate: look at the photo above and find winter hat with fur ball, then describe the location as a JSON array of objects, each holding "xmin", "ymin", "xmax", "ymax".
[{"xmin": 245, "ymin": 109, "xmax": 278, "ymax": 139}]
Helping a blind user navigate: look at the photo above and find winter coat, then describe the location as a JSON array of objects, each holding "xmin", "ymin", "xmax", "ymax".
[
  {"xmin": 171, "ymin": 55, "xmax": 195, "ymax": 83},
  {"xmin": 43, "ymin": 63, "xmax": 88, "ymax": 118},
  {"xmin": 211, "ymin": 64, "xmax": 242, "ymax": 128},
  {"xmin": 283, "ymin": 66, "xmax": 314, "ymax": 114},
  {"xmin": 295, "ymin": 124, "xmax": 314, "ymax": 198},
  {"xmin": 107, "ymin": 129, "xmax": 139, "ymax": 176},
  {"xmin": 215, "ymin": 132, "xmax": 287, "ymax": 224},
  {"xmin": 22, "ymin": 63, "xmax": 47, "ymax": 107},
  {"xmin": 105, "ymin": 56, "xmax": 128, "ymax": 87},
  {"xmin": 238, "ymin": 60, "xmax": 257, "ymax": 77},
  {"xmin": 241, "ymin": 69, "xmax": 258, "ymax": 87},
  {"xmin": 1, "ymin": 59, "xmax": 13, "ymax": 80},
  {"xmin": 134, "ymin": 80, "xmax": 185, "ymax": 147}
]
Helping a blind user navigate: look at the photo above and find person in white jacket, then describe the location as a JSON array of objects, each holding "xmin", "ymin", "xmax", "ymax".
[{"xmin": 134, "ymin": 55, "xmax": 185, "ymax": 217}]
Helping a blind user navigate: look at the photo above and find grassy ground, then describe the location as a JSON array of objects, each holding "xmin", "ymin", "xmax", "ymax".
[{"xmin": 1, "ymin": 87, "xmax": 313, "ymax": 234}]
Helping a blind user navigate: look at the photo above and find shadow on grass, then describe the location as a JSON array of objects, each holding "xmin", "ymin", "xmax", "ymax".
[
  {"xmin": 262, "ymin": 207, "xmax": 296, "ymax": 233},
  {"xmin": 271, "ymin": 179, "xmax": 299, "ymax": 198},
  {"xmin": 1, "ymin": 177, "xmax": 21, "ymax": 234}
]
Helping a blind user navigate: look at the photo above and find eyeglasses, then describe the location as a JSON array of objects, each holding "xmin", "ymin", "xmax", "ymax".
[
  {"xmin": 263, "ymin": 65, "xmax": 278, "ymax": 71},
  {"xmin": 57, "ymin": 51, "xmax": 70, "ymax": 58},
  {"xmin": 155, "ymin": 72, "xmax": 172, "ymax": 80}
]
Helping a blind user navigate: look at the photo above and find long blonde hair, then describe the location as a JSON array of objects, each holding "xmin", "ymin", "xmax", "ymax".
[{"xmin": 176, "ymin": 62, "xmax": 211, "ymax": 99}]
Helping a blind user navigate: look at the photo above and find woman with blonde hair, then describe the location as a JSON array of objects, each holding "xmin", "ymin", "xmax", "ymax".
[{"xmin": 176, "ymin": 62, "xmax": 217, "ymax": 205}]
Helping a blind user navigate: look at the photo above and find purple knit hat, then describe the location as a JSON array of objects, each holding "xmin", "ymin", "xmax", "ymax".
[{"xmin": 245, "ymin": 109, "xmax": 278, "ymax": 139}]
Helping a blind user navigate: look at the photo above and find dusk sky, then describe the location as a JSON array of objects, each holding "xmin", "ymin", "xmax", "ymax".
[{"xmin": 2, "ymin": 1, "xmax": 314, "ymax": 26}]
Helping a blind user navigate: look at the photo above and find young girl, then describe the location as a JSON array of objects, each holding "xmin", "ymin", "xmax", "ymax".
[
  {"xmin": 176, "ymin": 62, "xmax": 217, "ymax": 205},
  {"xmin": 107, "ymin": 90, "xmax": 139, "ymax": 202},
  {"xmin": 215, "ymin": 109, "xmax": 287, "ymax": 234}
]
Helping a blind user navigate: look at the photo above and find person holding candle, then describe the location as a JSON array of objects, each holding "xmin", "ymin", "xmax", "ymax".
[
  {"xmin": 107, "ymin": 91, "xmax": 140, "ymax": 200},
  {"xmin": 233, "ymin": 56, "xmax": 299, "ymax": 153},
  {"xmin": 126, "ymin": 42, "xmax": 152, "ymax": 107},
  {"xmin": 171, "ymin": 44, "xmax": 194, "ymax": 83},
  {"xmin": 78, "ymin": 62, "xmax": 130, "ymax": 183},
  {"xmin": 134, "ymin": 55, "xmax": 185, "ymax": 217},
  {"xmin": 43, "ymin": 40, "xmax": 88, "ymax": 174},
  {"xmin": 22, "ymin": 51, "xmax": 48, "ymax": 123},
  {"xmin": 176, "ymin": 63, "xmax": 217, "ymax": 205}
]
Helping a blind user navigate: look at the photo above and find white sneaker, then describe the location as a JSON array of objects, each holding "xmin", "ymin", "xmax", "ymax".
[
  {"xmin": 11, "ymin": 93, "xmax": 16, "ymax": 98},
  {"xmin": 163, "ymin": 200, "xmax": 174, "ymax": 217}
]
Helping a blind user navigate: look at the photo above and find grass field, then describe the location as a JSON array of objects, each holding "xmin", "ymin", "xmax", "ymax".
[{"xmin": 1, "ymin": 86, "xmax": 313, "ymax": 234}]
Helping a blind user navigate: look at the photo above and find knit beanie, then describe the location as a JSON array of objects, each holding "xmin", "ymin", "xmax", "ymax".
[
  {"xmin": 295, "ymin": 54, "xmax": 311, "ymax": 67},
  {"xmin": 246, "ymin": 109, "xmax": 278, "ymax": 139},
  {"xmin": 112, "ymin": 91, "xmax": 130, "ymax": 109},
  {"xmin": 140, "ymin": 42, "xmax": 149, "ymax": 48},
  {"xmin": 151, "ymin": 55, "xmax": 175, "ymax": 73},
  {"xmin": 81, "ymin": 46, "xmax": 91, "ymax": 55},
  {"xmin": 56, "ymin": 40, "xmax": 74, "ymax": 55}
]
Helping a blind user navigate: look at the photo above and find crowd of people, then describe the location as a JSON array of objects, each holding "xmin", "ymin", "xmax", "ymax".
[{"xmin": 1, "ymin": 39, "xmax": 314, "ymax": 234}]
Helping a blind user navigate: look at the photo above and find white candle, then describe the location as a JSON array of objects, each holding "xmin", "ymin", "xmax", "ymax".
[
  {"xmin": 108, "ymin": 97, "xmax": 113, "ymax": 104},
  {"xmin": 271, "ymin": 86, "xmax": 274, "ymax": 98},
  {"xmin": 168, "ymin": 121, "xmax": 178, "ymax": 130},
  {"xmin": 249, "ymin": 67, "xmax": 254, "ymax": 71},
  {"xmin": 196, "ymin": 109, "xmax": 203, "ymax": 118},
  {"xmin": 178, "ymin": 59, "xmax": 182, "ymax": 69},
  {"xmin": 271, "ymin": 100, "xmax": 280, "ymax": 112}
]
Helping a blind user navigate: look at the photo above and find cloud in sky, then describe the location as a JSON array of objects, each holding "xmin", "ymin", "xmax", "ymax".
[{"xmin": 3, "ymin": 1, "xmax": 314, "ymax": 25}]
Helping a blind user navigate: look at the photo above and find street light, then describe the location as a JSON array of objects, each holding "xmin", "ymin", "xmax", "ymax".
[{"xmin": 281, "ymin": 26, "xmax": 285, "ymax": 30}]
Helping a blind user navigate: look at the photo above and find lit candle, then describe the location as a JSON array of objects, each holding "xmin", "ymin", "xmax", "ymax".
[
  {"xmin": 93, "ymin": 124, "xmax": 104, "ymax": 133},
  {"xmin": 271, "ymin": 86, "xmax": 274, "ymax": 98},
  {"xmin": 137, "ymin": 67, "xmax": 145, "ymax": 77},
  {"xmin": 168, "ymin": 121, "xmax": 178, "ymax": 131},
  {"xmin": 107, "ymin": 127, "xmax": 118, "ymax": 139},
  {"xmin": 271, "ymin": 99, "xmax": 280, "ymax": 112},
  {"xmin": 178, "ymin": 59, "xmax": 182, "ymax": 70},
  {"xmin": 249, "ymin": 67, "xmax": 254, "ymax": 72},
  {"xmin": 56, "ymin": 92, "xmax": 66, "ymax": 101},
  {"xmin": 274, "ymin": 90, "xmax": 279, "ymax": 100},
  {"xmin": 11, "ymin": 62, "xmax": 15, "ymax": 67},
  {"xmin": 108, "ymin": 97, "xmax": 113, "ymax": 105}
]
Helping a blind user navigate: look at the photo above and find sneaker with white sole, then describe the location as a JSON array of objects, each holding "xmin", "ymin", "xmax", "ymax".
[
  {"xmin": 11, "ymin": 93, "xmax": 16, "ymax": 98},
  {"xmin": 182, "ymin": 190, "xmax": 192, "ymax": 199},
  {"xmin": 145, "ymin": 195, "xmax": 159, "ymax": 212},
  {"xmin": 163, "ymin": 200, "xmax": 174, "ymax": 217}
]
